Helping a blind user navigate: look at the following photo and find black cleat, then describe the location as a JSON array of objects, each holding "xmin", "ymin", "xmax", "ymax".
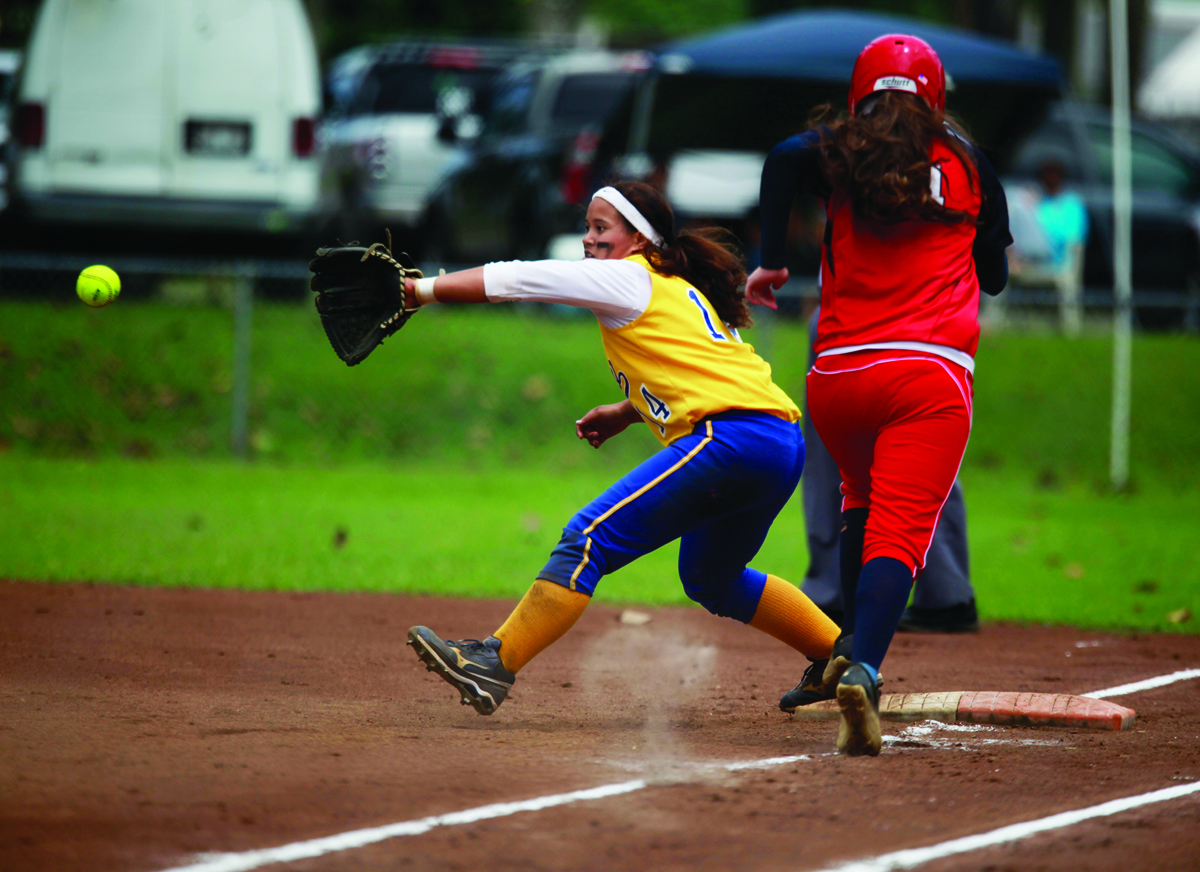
[
  {"xmin": 780, "ymin": 633, "xmax": 855, "ymax": 712},
  {"xmin": 780, "ymin": 656, "xmax": 833, "ymax": 712},
  {"xmin": 407, "ymin": 626, "xmax": 516, "ymax": 715},
  {"xmin": 835, "ymin": 663, "xmax": 882, "ymax": 757}
]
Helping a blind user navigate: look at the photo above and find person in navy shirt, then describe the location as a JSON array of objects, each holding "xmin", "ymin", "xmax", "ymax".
[{"xmin": 746, "ymin": 33, "xmax": 1011, "ymax": 756}]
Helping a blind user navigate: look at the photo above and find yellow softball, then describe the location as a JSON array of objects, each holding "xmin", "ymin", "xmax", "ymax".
[{"xmin": 77, "ymin": 265, "xmax": 121, "ymax": 308}]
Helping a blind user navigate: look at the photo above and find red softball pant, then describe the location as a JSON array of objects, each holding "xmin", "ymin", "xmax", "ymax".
[{"xmin": 805, "ymin": 349, "xmax": 973, "ymax": 576}]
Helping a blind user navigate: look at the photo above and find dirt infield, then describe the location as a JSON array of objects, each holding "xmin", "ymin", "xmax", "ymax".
[{"xmin": 2, "ymin": 580, "xmax": 1198, "ymax": 872}]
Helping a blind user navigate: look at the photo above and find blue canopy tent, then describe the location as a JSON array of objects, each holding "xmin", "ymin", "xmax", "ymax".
[
  {"xmin": 657, "ymin": 9, "xmax": 1062, "ymax": 88},
  {"xmin": 626, "ymin": 10, "xmax": 1065, "ymax": 171}
]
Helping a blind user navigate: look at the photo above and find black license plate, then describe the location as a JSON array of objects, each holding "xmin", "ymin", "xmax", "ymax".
[{"xmin": 185, "ymin": 120, "xmax": 252, "ymax": 157}]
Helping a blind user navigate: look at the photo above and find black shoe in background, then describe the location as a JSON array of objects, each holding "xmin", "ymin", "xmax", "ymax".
[{"xmin": 896, "ymin": 598, "xmax": 980, "ymax": 633}]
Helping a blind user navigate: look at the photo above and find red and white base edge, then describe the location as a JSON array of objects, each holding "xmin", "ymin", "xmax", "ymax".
[{"xmin": 792, "ymin": 691, "xmax": 1136, "ymax": 731}]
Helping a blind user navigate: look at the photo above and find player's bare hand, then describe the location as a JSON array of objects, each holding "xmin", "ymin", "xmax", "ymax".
[
  {"xmin": 745, "ymin": 266, "xmax": 787, "ymax": 310},
  {"xmin": 576, "ymin": 400, "xmax": 639, "ymax": 448}
]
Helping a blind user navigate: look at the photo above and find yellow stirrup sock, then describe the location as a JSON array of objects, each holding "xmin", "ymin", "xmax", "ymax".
[
  {"xmin": 493, "ymin": 579, "xmax": 591, "ymax": 674},
  {"xmin": 748, "ymin": 574, "xmax": 840, "ymax": 659}
]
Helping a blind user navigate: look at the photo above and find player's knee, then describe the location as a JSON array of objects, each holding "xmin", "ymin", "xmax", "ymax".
[
  {"xmin": 538, "ymin": 528, "xmax": 600, "ymax": 597},
  {"xmin": 685, "ymin": 586, "xmax": 743, "ymax": 618},
  {"xmin": 680, "ymin": 570, "xmax": 760, "ymax": 622}
]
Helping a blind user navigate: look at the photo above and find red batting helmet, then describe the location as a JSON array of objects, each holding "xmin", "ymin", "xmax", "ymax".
[{"xmin": 849, "ymin": 34, "xmax": 945, "ymax": 115}]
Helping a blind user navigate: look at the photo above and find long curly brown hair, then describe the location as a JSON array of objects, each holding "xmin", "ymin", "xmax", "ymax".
[
  {"xmin": 607, "ymin": 180, "xmax": 752, "ymax": 328},
  {"xmin": 811, "ymin": 91, "xmax": 978, "ymax": 225}
]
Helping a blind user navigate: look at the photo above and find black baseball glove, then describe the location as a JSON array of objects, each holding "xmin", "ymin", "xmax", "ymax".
[{"xmin": 308, "ymin": 232, "xmax": 423, "ymax": 366}]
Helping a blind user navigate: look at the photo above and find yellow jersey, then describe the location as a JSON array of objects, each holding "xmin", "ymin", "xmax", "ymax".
[{"xmin": 598, "ymin": 255, "xmax": 800, "ymax": 446}]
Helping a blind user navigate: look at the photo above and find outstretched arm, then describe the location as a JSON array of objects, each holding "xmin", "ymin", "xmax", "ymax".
[
  {"xmin": 404, "ymin": 260, "xmax": 650, "ymax": 325},
  {"xmin": 403, "ymin": 267, "xmax": 487, "ymax": 307}
]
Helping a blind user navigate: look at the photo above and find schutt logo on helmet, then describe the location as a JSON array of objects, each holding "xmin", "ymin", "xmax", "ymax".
[{"xmin": 873, "ymin": 76, "xmax": 918, "ymax": 94}]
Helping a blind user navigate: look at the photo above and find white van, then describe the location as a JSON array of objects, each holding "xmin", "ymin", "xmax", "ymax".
[
  {"xmin": 0, "ymin": 49, "xmax": 22, "ymax": 213},
  {"xmin": 12, "ymin": 0, "xmax": 320, "ymax": 236}
]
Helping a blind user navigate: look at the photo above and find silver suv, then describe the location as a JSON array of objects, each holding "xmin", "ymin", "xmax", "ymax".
[{"xmin": 316, "ymin": 39, "xmax": 563, "ymax": 244}]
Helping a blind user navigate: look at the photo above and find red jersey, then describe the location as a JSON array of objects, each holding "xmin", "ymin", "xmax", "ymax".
[
  {"xmin": 758, "ymin": 129, "xmax": 1011, "ymax": 368},
  {"xmin": 817, "ymin": 138, "xmax": 982, "ymax": 357}
]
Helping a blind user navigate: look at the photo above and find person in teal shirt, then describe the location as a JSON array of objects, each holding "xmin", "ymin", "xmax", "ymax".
[{"xmin": 1035, "ymin": 159, "xmax": 1089, "ymax": 266}]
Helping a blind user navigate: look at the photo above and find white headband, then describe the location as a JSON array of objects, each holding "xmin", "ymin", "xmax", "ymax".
[{"xmin": 592, "ymin": 186, "xmax": 664, "ymax": 247}]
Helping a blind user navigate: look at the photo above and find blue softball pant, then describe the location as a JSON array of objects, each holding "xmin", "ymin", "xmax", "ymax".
[{"xmin": 537, "ymin": 410, "xmax": 805, "ymax": 623}]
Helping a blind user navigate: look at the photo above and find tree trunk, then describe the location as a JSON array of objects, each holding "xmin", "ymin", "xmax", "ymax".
[
  {"xmin": 969, "ymin": 0, "xmax": 1020, "ymax": 40},
  {"xmin": 1042, "ymin": 0, "xmax": 1078, "ymax": 75}
]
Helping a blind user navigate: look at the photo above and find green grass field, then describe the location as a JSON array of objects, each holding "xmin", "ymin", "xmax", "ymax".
[
  {"xmin": 2, "ymin": 454, "xmax": 1196, "ymax": 633},
  {"xmin": 2, "ymin": 300, "xmax": 1198, "ymax": 632}
]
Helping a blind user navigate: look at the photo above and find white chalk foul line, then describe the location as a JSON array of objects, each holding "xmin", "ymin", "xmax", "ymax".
[
  {"xmin": 157, "ymin": 667, "xmax": 1200, "ymax": 872},
  {"xmin": 158, "ymin": 780, "xmax": 646, "ymax": 872},
  {"xmin": 1083, "ymin": 668, "xmax": 1200, "ymax": 699},
  {"xmin": 813, "ymin": 781, "xmax": 1200, "ymax": 872},
  {"xmin": 725, "ymin": 754, "xmax": 811, "ymax": 770}
]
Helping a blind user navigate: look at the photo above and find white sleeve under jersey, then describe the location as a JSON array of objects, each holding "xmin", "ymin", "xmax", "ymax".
[{"xmin": 482, "ymin": 258, "xmax": 652, "ymax": 329}]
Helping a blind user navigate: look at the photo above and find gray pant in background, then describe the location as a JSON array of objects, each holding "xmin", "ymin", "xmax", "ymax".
[{"xmin": 800, "ymin": 309, "xmax": 975, "ymax": 614}]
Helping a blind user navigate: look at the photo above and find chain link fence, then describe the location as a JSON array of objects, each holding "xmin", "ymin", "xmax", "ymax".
[{"xmin": 1, "ymin": 250, "xmax": 1195, "ymax": 481}]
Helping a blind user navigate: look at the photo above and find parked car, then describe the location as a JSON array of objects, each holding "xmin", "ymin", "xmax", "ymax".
[
  {"xmin": 537, "ymin": 147, "xmax": 768, "ymax": 265},
  {"xmin": 10, "ymin": 0, "xmax": 321, "ymax": 240},
  {"xmin": 316, "ymin": 39, "xmax": 564, "ymax": 246},
  {"xmin": 421, "ymin": 50, "xmax": 649, "ymax": 263},
  {"xmin": 1003, "ymin": 101, "xmax": 1200, "ymax": 321}
]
